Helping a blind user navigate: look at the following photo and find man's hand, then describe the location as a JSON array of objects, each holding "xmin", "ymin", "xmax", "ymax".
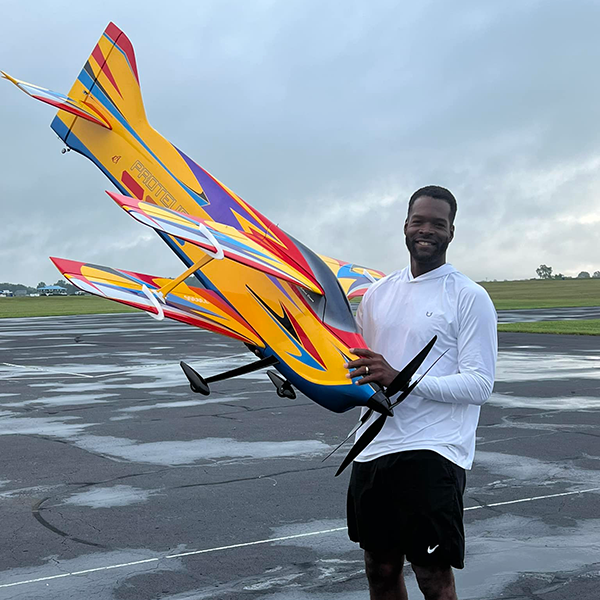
[{"xmin": 344, "ymin": 348, "xmax": 399, "ymax": 387}]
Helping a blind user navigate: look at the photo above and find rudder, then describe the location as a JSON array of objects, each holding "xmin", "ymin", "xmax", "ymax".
[{"xmin": 52, "ymin": 22, "xmax": 147, "ymax": 144}]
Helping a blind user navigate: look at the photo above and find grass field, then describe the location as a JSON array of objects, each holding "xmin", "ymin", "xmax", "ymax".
[
  {"xmin": 498, "ymin": 319, "xmax": 600, "ymax": 336},
  {"xmin": 480, "ymin": 279, "xmax": 600, "ymax": 309},
  {"xmin": 0, "ymin": 296, "xmax": 136, "ymax": 319},
  {"xmin": 2, "ymin": 278, "xmax": 599, "ymax": 321}
]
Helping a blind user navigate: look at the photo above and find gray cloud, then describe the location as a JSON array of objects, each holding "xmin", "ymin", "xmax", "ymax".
[{"xmin": 1, "ymin": 0, "xmax": 599, "ymax": 285}]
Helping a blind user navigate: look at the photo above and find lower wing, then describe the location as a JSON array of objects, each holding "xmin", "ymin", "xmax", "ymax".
[{"xmin": 51, "ymin": 257, "xmax": 264, "ymax": 348}]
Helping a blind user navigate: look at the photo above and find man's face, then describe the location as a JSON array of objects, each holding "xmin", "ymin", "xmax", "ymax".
[{"xmin": 404, "ymin": 195, "xmax": 454, "ymax": 267}]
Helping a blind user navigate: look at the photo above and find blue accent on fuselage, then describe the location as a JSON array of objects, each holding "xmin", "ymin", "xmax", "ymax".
[{"xmin": 256, "ymin": 346, "xmax": 375, "ymax": 413}]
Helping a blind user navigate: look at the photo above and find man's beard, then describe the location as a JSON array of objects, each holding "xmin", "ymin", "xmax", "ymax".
[{"xmin": 406, "ymin": 237, "xmax": 450, "ymax": 265}]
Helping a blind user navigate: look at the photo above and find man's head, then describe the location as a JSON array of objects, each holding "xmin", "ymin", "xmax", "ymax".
[{"xmin": 404, "ymin": 185, "xmax": 456, "ymax": 275}]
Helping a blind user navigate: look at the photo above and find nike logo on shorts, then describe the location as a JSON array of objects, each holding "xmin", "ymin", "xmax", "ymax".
[{"xmin": 427, "ymin": 545, "xmax": 439, "ymax": 554}]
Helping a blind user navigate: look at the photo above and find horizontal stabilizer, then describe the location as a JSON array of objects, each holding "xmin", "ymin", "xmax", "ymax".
[
  {"xmin": 319, "ymin": 255, "xmax": 385, "ymax": 301},
  {"xmin": 50, "ymin": 256, "xmax": 264, "ymax": 348},
  {"xmin": 107, "ymin": 191, "xmax": 323, "ymax": 294},
  {"xmin": 1, "ymin": 71, "xmax": 111, "ymax": 129}
]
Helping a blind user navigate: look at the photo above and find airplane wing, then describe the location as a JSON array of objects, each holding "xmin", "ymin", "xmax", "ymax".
[
  {"xmin": 107, "ymin": 192, "xmax": 323, "ymax": 294},
  {"xmin": 319, "ymin": 255, "xmax": 386, "ymax": 301},
  {"xmin": 51, "ymin": 257, "xmax": 265, "ymax": 348}
]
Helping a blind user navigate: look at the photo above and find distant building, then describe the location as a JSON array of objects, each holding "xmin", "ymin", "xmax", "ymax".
[{"xmin": 38, "ymin": 285, "xmax": 67, "ymax": 296}]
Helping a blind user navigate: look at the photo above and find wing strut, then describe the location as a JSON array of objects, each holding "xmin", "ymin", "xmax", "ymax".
[
  {"xmin": 156, "ymin": 254, "xmax": 214, "ymax": 299},
  {"xmin": 137, "ymin": 253, "xmax": 215, "ymax": 322}
]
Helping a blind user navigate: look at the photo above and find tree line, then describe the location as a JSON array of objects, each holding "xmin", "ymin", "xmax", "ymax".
[
  {"xmin": 536, "ymin": 265, "xmax": 600, "ymax": 280},
  {"xmin": 0, "ymin": 279, "xmax": 78, "ymax": 294}
]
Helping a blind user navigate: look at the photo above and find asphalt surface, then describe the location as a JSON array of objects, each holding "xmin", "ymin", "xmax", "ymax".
[
  {"xmin": 0, "ymin": 313, "xmax": 599, "ymax": 600},
  {"xmin": 497, "ymin": 306, "xmax": 600, "ymax": 323}
]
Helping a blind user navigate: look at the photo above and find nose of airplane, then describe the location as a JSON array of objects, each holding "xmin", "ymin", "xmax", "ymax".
[{"xmin": 366, "ymin": 386, "xmax": 394, "ymax": 417}]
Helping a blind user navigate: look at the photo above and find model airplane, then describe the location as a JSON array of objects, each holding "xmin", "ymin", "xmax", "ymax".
[{"xmin": 3, "ymin": 23, "xmax": 435, "ymax": 473}]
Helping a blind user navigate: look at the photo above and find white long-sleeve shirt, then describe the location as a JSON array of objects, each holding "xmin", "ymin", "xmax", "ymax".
[{"xmin": 354, "ymin": 263, "xmax": 497, "ymax": 469}]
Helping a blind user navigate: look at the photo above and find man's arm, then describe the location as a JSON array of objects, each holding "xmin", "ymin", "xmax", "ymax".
[
  {"xmin": 346, "ymin": 285, "xmax": 497, "ymax": 405},
  {"xmin": 414, "ymin": 286, "xmax": 497, "ymax": 406}
]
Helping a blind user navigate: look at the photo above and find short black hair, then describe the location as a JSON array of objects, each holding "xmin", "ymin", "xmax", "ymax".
[{"xmin": 408, "ymin": 185, "xmax": 457, "ymax": 224}]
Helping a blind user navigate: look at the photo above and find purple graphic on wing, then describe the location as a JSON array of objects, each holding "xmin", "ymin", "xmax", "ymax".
[
  {"xmin": 267, "ymin": 274, "xmax": 300, "ymax": 309},
  {"xmin": 175, "ymin": 146, "xmax": 267, "ymax": 233}
]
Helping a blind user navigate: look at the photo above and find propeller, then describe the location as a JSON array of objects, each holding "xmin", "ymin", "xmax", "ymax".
[{"xmin": 333, "ymin": 337, "xmax": 446, "ymax": 476}]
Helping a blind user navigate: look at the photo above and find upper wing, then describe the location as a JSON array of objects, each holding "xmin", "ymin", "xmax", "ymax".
[
  {"xmin": 108, "ymin": 192, "xmax": 323, "ymax": 294},
  {"xmin": 51, "ymin": 257, "xmax": 265, "ymax": 348},
  {"xmin": 319, "ymin": 255, "xmax": 386, "ymax": 301}
]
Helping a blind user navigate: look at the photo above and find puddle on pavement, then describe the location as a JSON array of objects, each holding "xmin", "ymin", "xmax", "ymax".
[
  {"xmin": 71, "ymin": 435, "xmax": 331, "ymax": 466},
  {"xmin": 61, "ymin": 485, "xmax": 158, "ymax": 509},
  {"xmin": 496, "ymin": 351, "xmax": 600, "ymax": 382},
  {"xmin": 474, "ymin": 450, "xmax": 600, "ymax": 491},
  {"xmin": 0, "ymin": 412, "xmax": 95, "ymax": 438},
  {"xmin": 120, "ymin": 397, "xmax": 246, "ymax": 412},
  {"xmin": 0, "ymin": 547, "xmax": 185, "ymax": 600},
  {"xmin": 4, "ymin": 393, "xmax": 119, "ymax": 407},
  {"xmin": 488, "ymin": 392, "xmax": 600, "ymax": 410}
]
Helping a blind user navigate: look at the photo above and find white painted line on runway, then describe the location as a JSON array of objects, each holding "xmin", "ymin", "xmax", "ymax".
[
  {"xmin": 163, "ymin": 527, "xmax": 347, "ymax": 560},
  {"xmin": 463, "ymin": 487, "xmax": 600, "ymax": 511},
  {"xmin": 1, "ymin": 486, "xmax": 599, "ymax": 590}
]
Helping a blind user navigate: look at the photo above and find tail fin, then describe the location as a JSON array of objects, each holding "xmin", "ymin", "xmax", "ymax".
[{"xmin": 51, "ymin": 22, "xmax": 147, "ymax": 144}]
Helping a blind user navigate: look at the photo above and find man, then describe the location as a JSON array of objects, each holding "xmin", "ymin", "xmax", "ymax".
[{"xmin": 344, "ymin": 186, "xmax": 497, "ymax": 600}]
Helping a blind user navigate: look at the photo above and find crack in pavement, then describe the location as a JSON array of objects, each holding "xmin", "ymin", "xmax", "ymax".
[{"xmin": 174, "ymin": 464, "xmax": 336, "ymax": 489}]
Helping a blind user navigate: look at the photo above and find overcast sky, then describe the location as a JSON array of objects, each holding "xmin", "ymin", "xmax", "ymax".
[{"xmin": 2, "ymin": 0, "xmax": 600, "ymax": 286}]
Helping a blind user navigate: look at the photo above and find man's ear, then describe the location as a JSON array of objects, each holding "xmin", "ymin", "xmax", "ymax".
[
  {"xmin": 449, "ymin": 224, "xmax": 455, "ymax": 242},
  {"xmin": 403, "ymin": 219, "xmax": 408, "ymax": 235}
]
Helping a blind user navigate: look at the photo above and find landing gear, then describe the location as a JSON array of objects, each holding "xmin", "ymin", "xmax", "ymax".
[{"xmin": 267, "ymin": 370, "xmax": 296, "ymax": 399}]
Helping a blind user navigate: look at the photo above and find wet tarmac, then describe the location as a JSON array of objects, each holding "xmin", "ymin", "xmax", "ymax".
[
  {"xmin": 0, "ymin": 314, "xmax": 599, "ymax": 599},
  {"xmin": 497, "ymin": 306, "xmax": 600, "ymax": 323}
]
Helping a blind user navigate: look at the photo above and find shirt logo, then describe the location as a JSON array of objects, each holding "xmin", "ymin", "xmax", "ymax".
[
  {"xmin": 427, "ymin": 545, "xmax": 439, "ymax": 554},
  {"xmin": 426, "ymin": 311, "xmax": 433, "ymax": 317}
]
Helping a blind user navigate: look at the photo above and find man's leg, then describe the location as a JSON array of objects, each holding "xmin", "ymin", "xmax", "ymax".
[
  {"xmin": 364, "ymin": 548, "xmax": 408, "ymax": 600},
  {"xmin": 411, "ymin": 563, "xmax": 457, "ymax": 600}
]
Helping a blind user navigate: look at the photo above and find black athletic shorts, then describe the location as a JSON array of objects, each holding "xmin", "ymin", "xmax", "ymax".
[{"xmin": 347, "ymin": 450, "xmax": 466, "ymax": 569}]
